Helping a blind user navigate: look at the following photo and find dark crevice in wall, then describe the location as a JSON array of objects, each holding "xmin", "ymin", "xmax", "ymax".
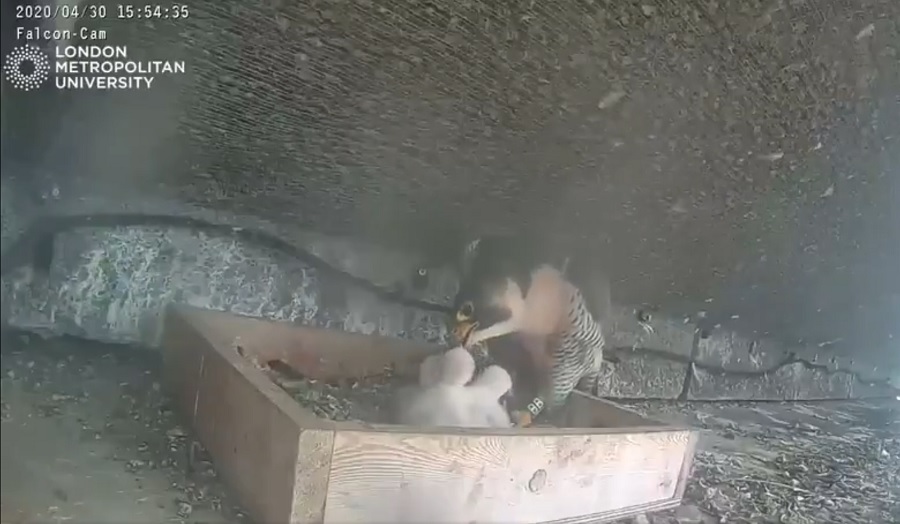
[
  {"xmin": 2, "ymin": 213, "xmax": 897, "ymax": 397},
  {"xmin": 609, "ymin": 342, "xmax": 897, "ymax": 395},
  {"xmin": 607, "ymin": 343, "xmax": 899, "ymax": 394},
  {"xmin": 690, "ymin": 353, "xmax": 898, "ymax": 390},
  {"xmin": 677, "ymin": 330, "xmax": 701, "ymax": 400}
]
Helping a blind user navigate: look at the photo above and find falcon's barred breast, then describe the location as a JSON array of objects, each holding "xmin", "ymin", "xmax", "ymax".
[{"xmin": 449, "ymin": 235, "xmax": 610, "ymax": 426}]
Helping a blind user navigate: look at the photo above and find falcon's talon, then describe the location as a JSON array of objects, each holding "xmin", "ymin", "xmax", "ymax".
[{"xmin": 512, "ymin": 410, "xmax": 534, "ymax": 428}]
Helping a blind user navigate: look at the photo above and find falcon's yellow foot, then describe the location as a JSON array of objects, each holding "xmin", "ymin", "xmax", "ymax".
[{"xmin": 511, "ymin": 410, "xmax": 534, "ymax": 428}]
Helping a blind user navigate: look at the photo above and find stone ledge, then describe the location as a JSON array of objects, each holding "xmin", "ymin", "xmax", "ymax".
[
  {"xmin": 596, "ymin": 351, "xmax": 688, "ymax": 399},
  {"xmin": 2, "ymin": 227, "xmax": 449, "ymax": 348},
  {"xmin": 607, "ymin": 306, "xmax": 695, "ymax": 358},
  {"xmin": 695, "ymin": 332, "xmax": 784, "ymax": 371},
  {"xmin": 2, "ymin": 192, "xmax": 898, "ymax": 401},
  {"xmin": 695, "ymin": 329, "xmax": 895, "ymax": 385},
  {"xmin": 687, "ymin": 364, "xmax": 895, "ymax": 401}
]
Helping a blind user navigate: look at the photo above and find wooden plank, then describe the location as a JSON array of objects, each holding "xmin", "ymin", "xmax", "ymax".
[
  {"xmin": 324, "ymin": 428, "xmax": 691, "ymax": 523},
  {"xmin": 545, "ymin": 498, "xmax": 682, "ymax": 524},
  {"xmin": 291, "ymin": 430, "xmax": 335, "ymax": 523},
  {"xmin": 161, "ymin": 308, "xmax": 333, "ymax": 524},
  {"xmin": 175, "ymin": 306, "xmax": 679, "ymax": 429},
  {"xmin": 674, "ymin": 431, "xmax": 699, "ymax": 501},
  {"xmin": 164, "ymin": 305, "xmax": 698, "ymax": 524},
  {"xmin": 176, "ymin": 305, "xmax": 440, "ymax": 381}
]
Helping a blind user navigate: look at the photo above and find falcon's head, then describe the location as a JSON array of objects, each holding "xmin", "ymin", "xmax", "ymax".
[
  {"xmin": 449, "ymin": 234, "xmax": 613, "ymax": 350},
  {"xmin": 450, "ymin": 236, "xmax": 548, "ymax": 348}
]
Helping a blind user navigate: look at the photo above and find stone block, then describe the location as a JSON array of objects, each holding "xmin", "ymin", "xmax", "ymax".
[
  {"xmin": 595, "ymin": 350, "xmax": 688, "ymax": 399},
  {"xmin": 302, "ymin": 234, "xmax": 458, "ymax": 306},
  {"xmin": 687, "ymin": 363, "xmax": 895, "ymax": 401},
  {"xmin": 695, "ymin": 331, "xmax": 786, "ymax": 371},
  {"xmin": 4, "ymin": 184, "xmax": 896, "ymax": 402},
  {"xmin": 607, "ymin": 306, "xmax": 694, "ymax": 358},
  {"xmin": 792, "ymin": 345, "xmax": 895, "ymax": 384},
  {"xmin": 693, "ymin": 330, "xmax": 898, "ymax": 399},
  {"xmin": 2, "ymin": 227, "xmax": 450, "ymax": 347}
]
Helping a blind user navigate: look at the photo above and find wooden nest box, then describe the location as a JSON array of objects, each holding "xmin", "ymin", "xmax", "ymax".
[{"xmin": 161, "ymin": 305, "xmax": 698, "ymax": 524}]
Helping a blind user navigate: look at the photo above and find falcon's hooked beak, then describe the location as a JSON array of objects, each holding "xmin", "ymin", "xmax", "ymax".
[
  {"xmin": 452, "ymin": 301, "xmax": 479, "ymax": 347},
  {"xmin": 452, "ymin": 278, "xmax": 526, "ymax": 349}
]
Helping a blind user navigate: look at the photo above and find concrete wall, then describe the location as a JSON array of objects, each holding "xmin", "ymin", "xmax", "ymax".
[
  {"xmin": 2, "ymin": 0, "xmax": 898, "ymax": 400},
  {"xmin": 3, "ymin": 178, "xmax": 896, "ymax": 401}
]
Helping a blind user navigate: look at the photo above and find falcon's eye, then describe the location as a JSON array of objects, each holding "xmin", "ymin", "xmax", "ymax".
[
  {"xmin": 457, "ymin": 301, "xmax": 475, "ymax": 320},
  {"xmin": 636, "ymin": 309, "xmax": 652, "ymax": 323},
  {"xmin": 417, "ymin": 268, "xmax": 427, "ymax": 277}
]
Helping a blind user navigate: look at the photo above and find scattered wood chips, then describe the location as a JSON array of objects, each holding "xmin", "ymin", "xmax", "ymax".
[
  {"xmin": 619, "ymin": 400, "xmax": 899, "ymax": 524},
  {"xmin": 260, "ymin": 361, "xmax": 401, "ymax": 423}
]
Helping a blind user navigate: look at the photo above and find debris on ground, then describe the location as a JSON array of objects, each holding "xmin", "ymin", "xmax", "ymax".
[
  {"xmin": 1, "ymin": 331, "xmax": 247, "ymax": 524},
  {"xmin": 3, "ymin": 332, "xmax": 897, "ymax": 524},
  {"xmin": 261, "ymin": 361, "xmax": 400, "ymax": 423},
  {"xmin": 618, "ymin": 400, "xmax": 900, "ymax": 524}
]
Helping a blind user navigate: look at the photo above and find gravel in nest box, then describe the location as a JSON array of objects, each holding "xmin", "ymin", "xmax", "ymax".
[{"xmin": 262, "ymin": 362, "xmax": 404, "ymax": 423}]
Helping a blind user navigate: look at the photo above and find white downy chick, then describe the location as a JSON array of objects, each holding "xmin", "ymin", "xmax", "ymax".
[
  {"xmin": 394, "ymin": 385, "xmax": 475, "ymax": 427},
  {"xmin": 393, "ymin": 347, "xmax": 470, "ymax": 426},
  {"xmin": 394, "ymin": 346, "xmax": 483, "ymax": 428},
  {"xmin": 434, "ymin": 348, "xmax": 512, "ymax": 428},
  {"xmin": 395, "ymin": 348, "xmax": 513, "ymax": 428},
  {"xmin": 466, "ymin": 365, "xmax": 513, "ymax": 428},
  {"xmin": 388, "ymin": 349, "xmax": 458, "ymax": 423},
  {"xmin": 434, "ymin": 346, "xmax": 477, "ymax": 386},
  {"xmin": 418, "ymin": 346, "xmax": 474, "ymax": 387},
  {"xmin": 417, "ymin": 353, "xmax": 444, "ymax": 387}
]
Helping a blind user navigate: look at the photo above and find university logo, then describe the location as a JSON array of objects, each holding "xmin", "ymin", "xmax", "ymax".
[{"xmin": 3, "ymin": 45, "xmax": 51, "ymax": 91}]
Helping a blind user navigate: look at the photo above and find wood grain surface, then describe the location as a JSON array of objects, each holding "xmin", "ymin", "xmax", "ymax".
[
  {"xmin": 325, "ymin": 428, "xmax": 690, "ymax": 523},
  {"xmin": 163, "ymin": 305, "xmax": 698, "ymax": 524}
]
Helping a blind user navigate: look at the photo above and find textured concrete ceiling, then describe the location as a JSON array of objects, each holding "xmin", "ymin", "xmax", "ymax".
[{"xmin": 5, "ymin": 0, "xmax": 900, "ymax": 362}]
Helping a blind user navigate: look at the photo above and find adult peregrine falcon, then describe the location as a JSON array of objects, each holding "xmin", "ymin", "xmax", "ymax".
[{"xmin": 449, "ymin": 235, "xmax": 612, "ymax": 427}]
